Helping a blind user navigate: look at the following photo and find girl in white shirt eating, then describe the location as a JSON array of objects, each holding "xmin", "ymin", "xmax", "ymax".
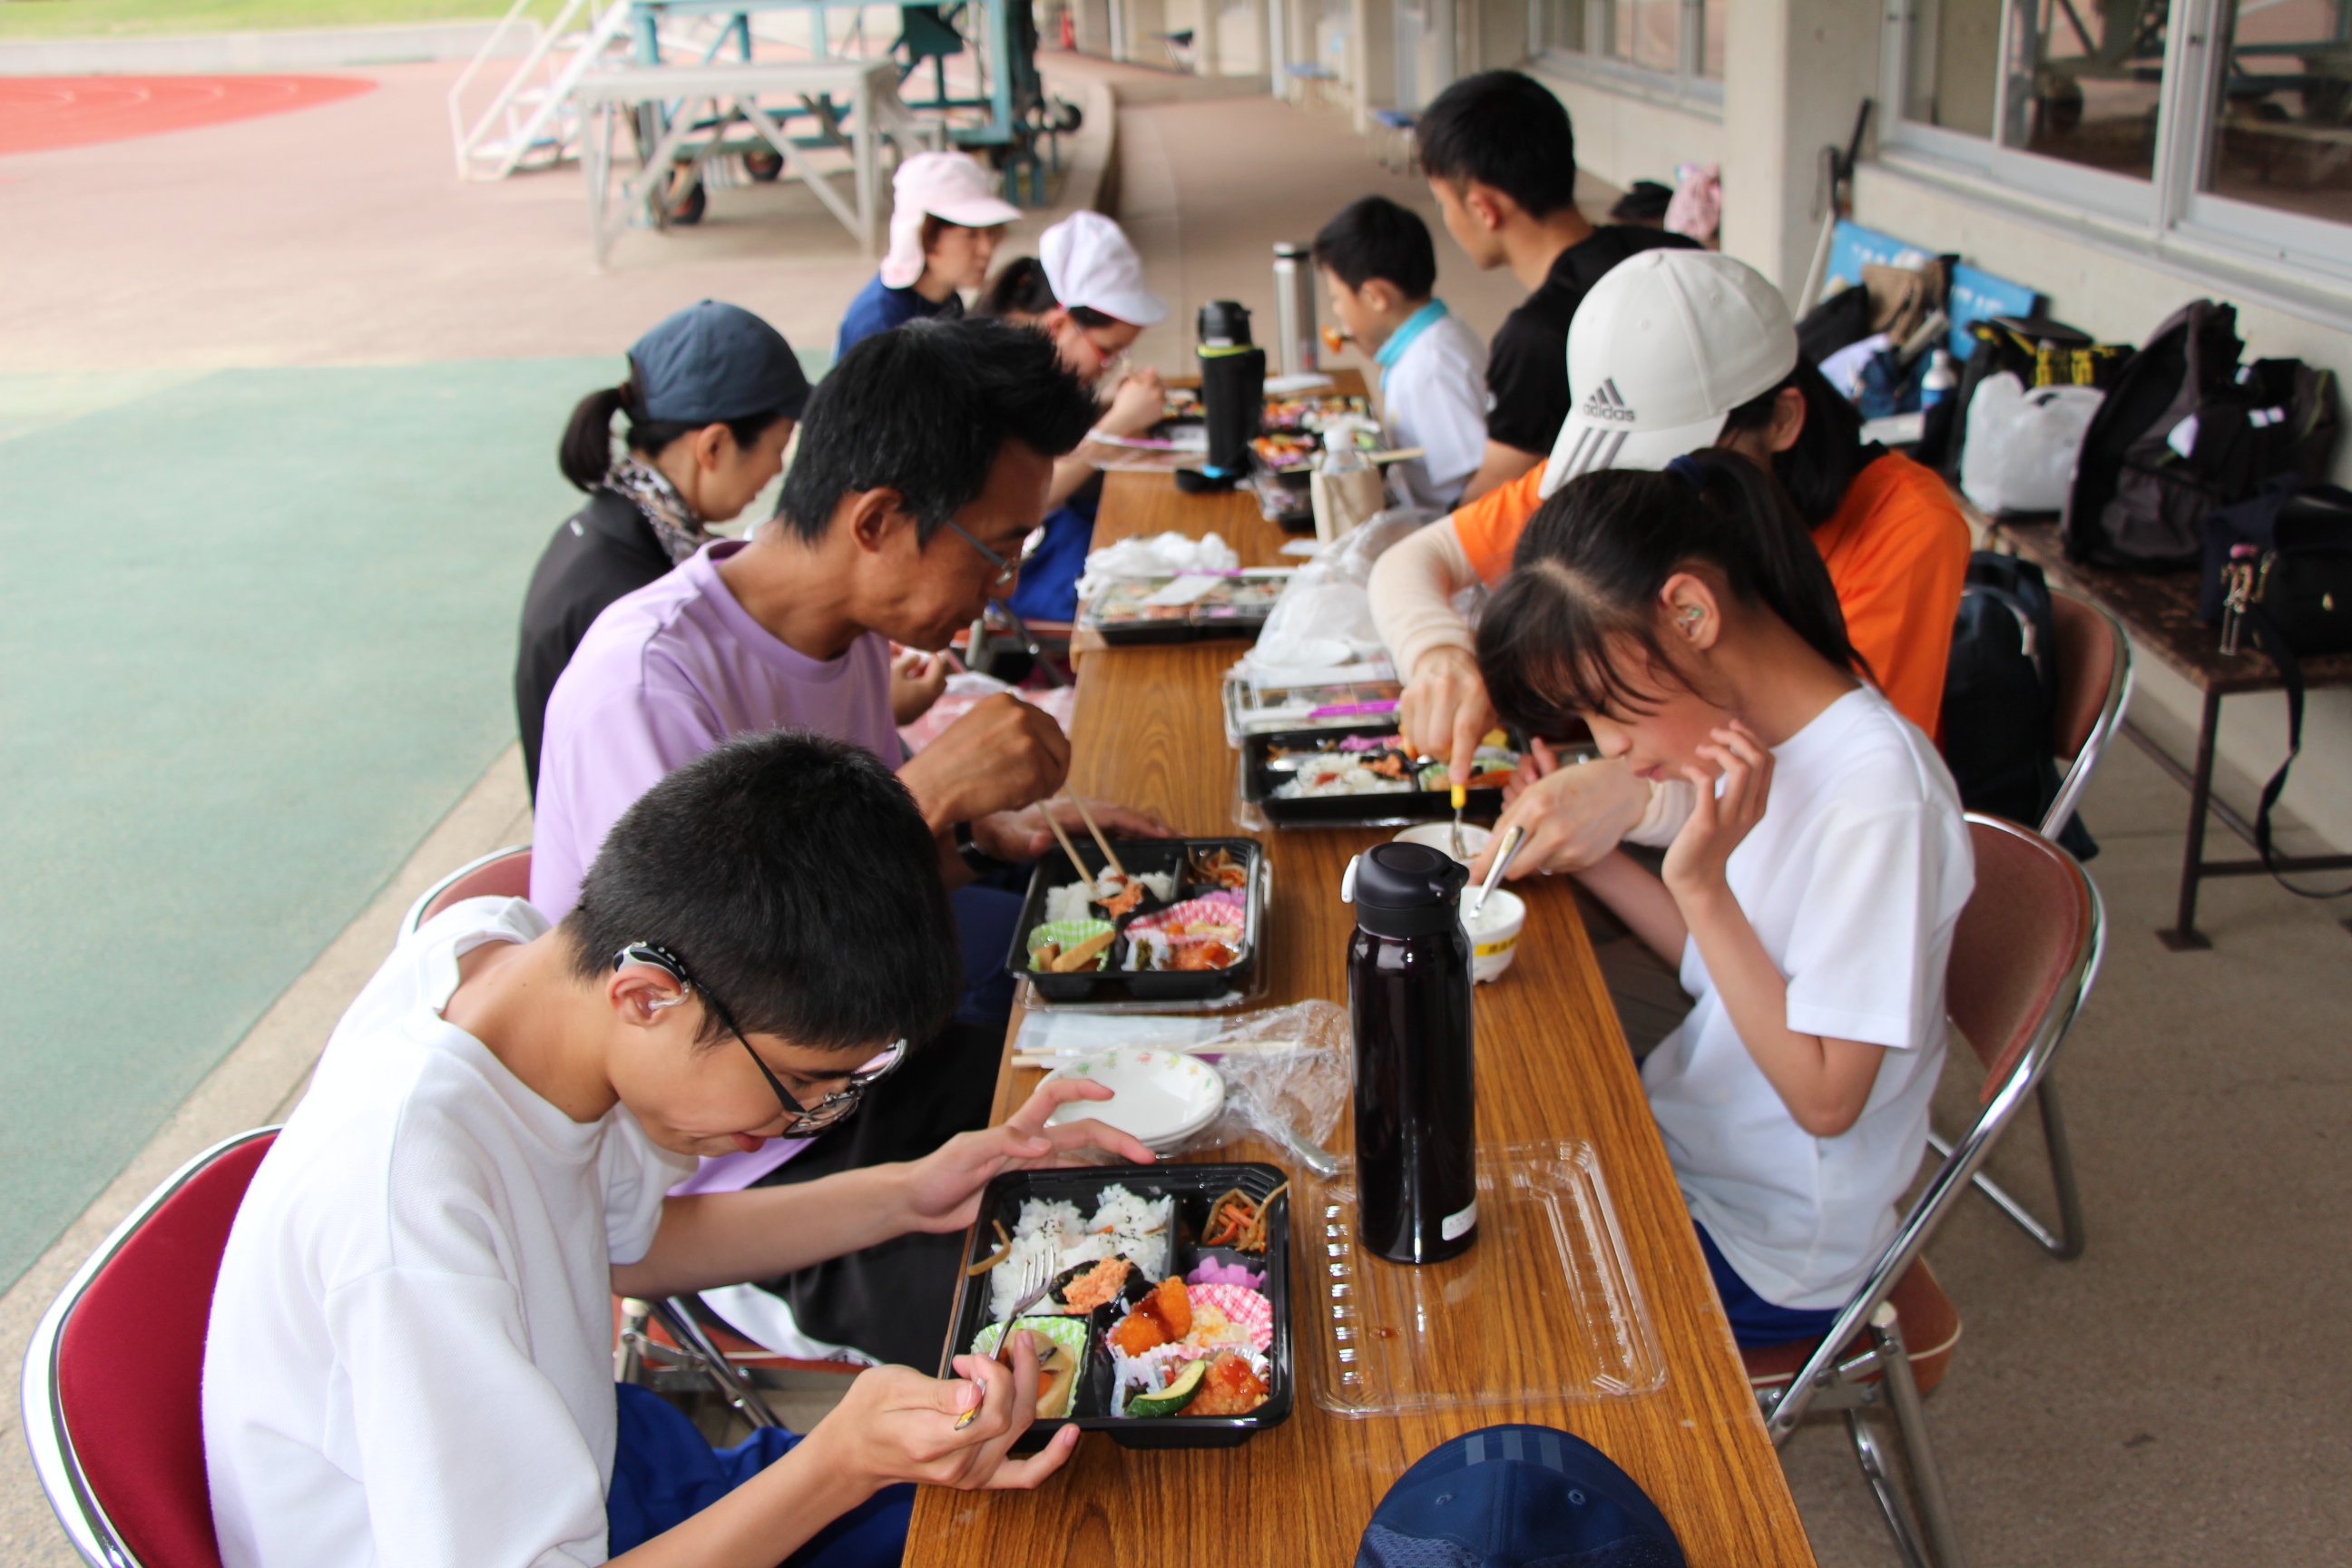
[{"xmin": 1475, "ymin": 450, "xmax": 1973, "ymax": 1345}]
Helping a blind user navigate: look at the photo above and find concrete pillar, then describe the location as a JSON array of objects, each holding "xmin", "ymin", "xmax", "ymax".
[
  {"xmin": 1717, "ymin": 0, "xmax": 1884, "ymax": 298},
  {"xmin": 1348, "ymin": 0, "xmax": 1395, "ymax": 130}
]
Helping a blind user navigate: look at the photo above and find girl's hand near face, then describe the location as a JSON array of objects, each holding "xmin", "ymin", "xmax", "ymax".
[
  {"xmin": 1662, "ymin": 721, "xmax": 1773, "ymax": 905},
  {"xmin": 1098, "ymin": 366, "xmax": 1166, "ymax": 437}
]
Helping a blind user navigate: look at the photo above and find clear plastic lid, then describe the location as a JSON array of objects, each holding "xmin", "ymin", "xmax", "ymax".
[{"xmin": 1303, "ymin": 1142, "xmax": 1665, "ymax": 1416}]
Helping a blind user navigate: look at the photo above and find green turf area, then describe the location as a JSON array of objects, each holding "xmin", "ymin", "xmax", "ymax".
[
  {"xmin": 0, "ymin": 0, "xmax": 526, "ymax": 42},
  {"xmin": 0, "ymin": 358, "xmax": 598, "ymax": 1290}
]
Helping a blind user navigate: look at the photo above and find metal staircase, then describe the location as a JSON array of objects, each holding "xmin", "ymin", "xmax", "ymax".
[{"xmin": 447, "ymin": 0, "xmax": 635, "ymax": 181}]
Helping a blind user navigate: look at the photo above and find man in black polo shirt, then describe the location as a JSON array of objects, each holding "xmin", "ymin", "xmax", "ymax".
[{"xmin": 1416, "ymin": 71, "xmax": 1699, "ymax": 502}]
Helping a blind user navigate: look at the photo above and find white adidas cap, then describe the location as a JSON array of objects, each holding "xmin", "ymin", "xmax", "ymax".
[
  {"xmin": 1040, "ymin": 210, "xmax": 1169, "ymax": 328},
  {"xmin": 1538, "ymin": 249, "xmax": 1800, "ymax": 497}
]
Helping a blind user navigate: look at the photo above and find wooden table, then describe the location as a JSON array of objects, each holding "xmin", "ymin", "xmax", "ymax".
[
  {"xmin": 1992, "ymin": 519, "xmax": 2352, "ymax": 948},
  {"xmin": 903, "ymin": 477, "xmax": 1817, "ymax": 1566}
]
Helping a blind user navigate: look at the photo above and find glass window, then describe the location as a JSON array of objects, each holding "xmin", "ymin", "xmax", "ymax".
[
  {"xmin": 1698, "ymin": 0, "xmax": 1725, "ymax": 80},
  {"xmin": 2203, "ymin": 0, "xmax": 2352, "ymax": 226},
  {"xmin": 1611, "ymin": 0, "xmax": 1680, "ymax": 70},
  {"xmin": 2008, "ymin": 0, "xmax": 2168, "ymax": 180},
  {"xmin": 1906, "ymin": 0, "xmax": 2004, "ymax": 138}
]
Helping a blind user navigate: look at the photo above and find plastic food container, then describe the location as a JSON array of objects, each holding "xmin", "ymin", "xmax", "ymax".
[
  {"xmin": 1007, "ymin": 838, "xmax": 1265, "ymax": 1004},
  {"xmin": 1242, "ymin": 723, "xmax": 1514, "ymax": 828},
  {"xmin": 1463, "ymin": 887, "xmax": 1525, "ymax": 984},
  {"xmin": 1076, "ymin": 571, "xmax": 1293, "ymax": 645},
  {"xmin": 945, "ymin": 1162, "xmax": 1293, "ymax": 1449}
]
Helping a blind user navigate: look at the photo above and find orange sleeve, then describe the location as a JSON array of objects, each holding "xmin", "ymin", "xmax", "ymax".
[
  {"xmin": 1448, "ymin": 465, "xmax": 1550, "ymax": 588},
  {"xmin": 1819, "ymin": 457, "xmax": 1973, "ymax": 744}
]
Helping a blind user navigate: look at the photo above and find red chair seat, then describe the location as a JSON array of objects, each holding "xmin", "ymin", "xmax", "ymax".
[
  {"xmin": 1742, "ymin": 1259, "xmax": 1962, "ymax": 1399},
  {"xmin": 48, "ymin": 1132, "xmax": 275, "ymax": 1568}
]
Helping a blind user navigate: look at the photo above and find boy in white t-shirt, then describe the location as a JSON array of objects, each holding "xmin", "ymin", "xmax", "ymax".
[
  {"xmin": 201, "ymin": 730, "xmax": 1152, "ymax": 1568},
  {"xmin": 1312, "ymin": 195, "xmax": 1490, "ymax": 512},
  {"xmin": 1474, "ymin": 452, "xmax": 1973, "ymax": 1344}
]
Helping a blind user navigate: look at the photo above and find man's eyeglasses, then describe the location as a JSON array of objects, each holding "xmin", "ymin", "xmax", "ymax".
[
  {"xmin": 944, "ymin": 520, "xmax": 1047, "ymax": 590},
  {"xmin": 615, "ymin": 943, "xmax": 905, "ymax": 1139}
]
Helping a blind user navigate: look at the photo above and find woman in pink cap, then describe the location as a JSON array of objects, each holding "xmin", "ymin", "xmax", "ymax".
[
  {"xmin": 976, "ymin": 210, "xmax": 1170, "ymax": 621},
  {"xmin": 835, "ymin": 152, "xmax": 1022, "ymax": 358}
]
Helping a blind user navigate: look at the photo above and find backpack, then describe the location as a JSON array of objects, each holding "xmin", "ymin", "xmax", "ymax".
[
  {"xmin": 1940, "ymin": 552, "xmax": 2098, "ymax": 859},
  {"xmin": 2063, "ymin": 299, "xmax": 2341, "ymax": 571}
]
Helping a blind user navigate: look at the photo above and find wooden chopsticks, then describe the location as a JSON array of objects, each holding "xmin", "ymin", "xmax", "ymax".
[{"xmin": 1063, "ymin": 787, "xmax": 1129, "ymax": 881}]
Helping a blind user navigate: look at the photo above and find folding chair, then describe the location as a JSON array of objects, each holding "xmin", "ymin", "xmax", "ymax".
[
  {"xmin": 400, "ymin": 843, "xmax": 534, "ymax": 936},
  {"xmin": 1749, "ymin": 814, "xmax": 2105, "ymax": 1568},
  {"xmin": 22, "ymin": 1128, "xmax": 279, "ymax": 1568},
  {"xmin": 1926, "ymin": 589, "xmax": 2130, "ymax": 1259}
]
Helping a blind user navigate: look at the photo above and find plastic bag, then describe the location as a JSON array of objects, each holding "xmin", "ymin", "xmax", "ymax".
[
  {"xmin": 1074, "ymin": 529, "xmax": 1240, "ymax": 603},
  {"xmin": 1242, "ymin": 508, "xmax": 1428, "ymax": 674},
  {"xmin": 1008, "ymin": 1003, "xmax": 1349, "ymax": 1166},
  {"xmin": 1961, "ymin": 373, "xmax": 2106, "ymax": 514},
  {"xmin": 1204, "ymin": 1001, "xmax": 1349, "ymax": 1157}
]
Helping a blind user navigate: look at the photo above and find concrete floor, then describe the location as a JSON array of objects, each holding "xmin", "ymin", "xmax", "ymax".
[{"xmin": 5, "ymin": 48, "xmax": 2349, "ymax": 1568}]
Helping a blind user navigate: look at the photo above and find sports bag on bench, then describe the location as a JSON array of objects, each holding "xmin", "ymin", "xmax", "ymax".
[
  {"xmin": 2220, "ymin": 488, "xmax": 2352, "ymax": 895},
  {"xmin": 2063, "ymin": 299, "xmax": 2340, "ymax": 571}
]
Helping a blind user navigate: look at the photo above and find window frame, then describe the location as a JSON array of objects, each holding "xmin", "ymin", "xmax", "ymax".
[
  {"xmin": 1879, "ymin": 0, "xmax": 2352, "ymax": 302},
  {"xmin": 1533, "ymin": 0, "xmax": 1724, "ymax": 113}
]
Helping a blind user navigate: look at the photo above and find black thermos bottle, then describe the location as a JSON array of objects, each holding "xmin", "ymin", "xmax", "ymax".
[
  {"xmin": 1196, "ymin": 299, "xmax": 1264, "ymax": 485},
  {"xmin": 1345, "ymin": 842, "xmax": 1477, "ymax": 1264}
]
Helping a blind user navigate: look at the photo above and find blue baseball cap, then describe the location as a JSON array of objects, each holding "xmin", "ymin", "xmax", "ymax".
[
  {"xmin": 1356, "ymin": 1425, "xmax": 1685, "ymax": 1568},
  {"xmin": 628, "ymin": 300, "xmax": 810, "ymax": 425}
]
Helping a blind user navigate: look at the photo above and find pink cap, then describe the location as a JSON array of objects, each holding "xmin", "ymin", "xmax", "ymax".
[{"xmin": 880, "ymin": 152, "xmax": 1022, "ymax": 289}]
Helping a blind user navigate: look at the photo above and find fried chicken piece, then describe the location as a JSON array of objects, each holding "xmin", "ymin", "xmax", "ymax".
[{"xmin": 1188, "ymin": 1351, "xmax": 1269, "ymax": 1416}]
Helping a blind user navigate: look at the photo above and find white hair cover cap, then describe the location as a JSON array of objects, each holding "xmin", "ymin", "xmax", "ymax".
[{"xmin": 1037, "ymin": 210, "xmax": 1169, "ymax": 327}]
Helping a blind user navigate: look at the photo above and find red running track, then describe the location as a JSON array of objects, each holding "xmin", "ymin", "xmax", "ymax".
[{"xmin": 0, "ymin": 74, "xmax": 375, "ymax": 155}]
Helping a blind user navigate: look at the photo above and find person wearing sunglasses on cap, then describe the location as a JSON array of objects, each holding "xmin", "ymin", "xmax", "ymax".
[
  {"xmin": 835, "ymin": 152, "xmax": 1021, "ymax": 359},
  {"xmin": 975, "ymin": 210, "xmax": 1171, "ymax": 623},
  {"xmin": 1367, "ymin": 250, "xmax": 1967, "ymax": 1044},
  {"xmin": 532, "ymin": 318, "xmax": 1171, "ymax": 1365},
  {"xmin": 205, "ymin": 730, "xmax": 1154, "ymax": 1568},
  {"xmin": 516, "ymin": 300, "xmax": 811, "ymax": 799}
]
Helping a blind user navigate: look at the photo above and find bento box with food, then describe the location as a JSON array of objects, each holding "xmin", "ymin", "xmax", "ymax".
[
  {"xmin": 1009, "ymin": 838, "xmax": 1263, "ymax": 1003},
  {"xmin": 1076, "ymin": 571, "xmax": 1292, "ymax": 645},
  {"xmin": 946, "ymin": 1163, "xmax": 1292, "ymax": 1450},
  {"xmin": 1241, "ymin": 723, "xmax": 1521, "ymax": 828}
]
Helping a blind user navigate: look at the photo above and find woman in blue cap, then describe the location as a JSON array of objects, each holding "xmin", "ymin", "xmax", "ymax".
[{"xmin": 514, "ymin": 299, "xmax": 809, "ymax": 797}]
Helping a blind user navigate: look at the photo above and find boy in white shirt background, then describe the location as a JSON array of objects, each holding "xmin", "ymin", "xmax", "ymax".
[
  {"xmin": 201, "ymin": 730, "xmax": 1152, "ymax": 1568},
  {"xmin": 1311, "ymin": 195, "xmax": 1490, "ymax": 513}
]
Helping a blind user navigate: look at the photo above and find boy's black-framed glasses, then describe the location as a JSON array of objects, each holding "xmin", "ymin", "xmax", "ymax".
[{"xmin": 613, "ymin": 942, "xmax": 905, "ymax": 1139}]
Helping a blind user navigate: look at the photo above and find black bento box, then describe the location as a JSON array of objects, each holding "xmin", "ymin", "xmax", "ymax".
[
  {"xmin": 942, "ymin": 1162, "xmax": 1292, "ymax": 1450},
  {"xmin": 1241, "ymin": 722, "xmax": 1509, "ymax": 827},
  {"xmin": 1007, "ymin": 836, "xmax": 1263, "ymax": 1003}
]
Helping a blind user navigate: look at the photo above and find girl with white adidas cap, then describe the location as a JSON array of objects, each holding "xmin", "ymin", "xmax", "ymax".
[{"xmin": 1368, "ymin": 247, "xmax": 1968, "ymax": 899}]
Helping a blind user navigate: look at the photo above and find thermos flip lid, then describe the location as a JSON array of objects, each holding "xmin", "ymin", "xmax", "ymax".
[{"xmin": 1350, "ymin": 842, "xmax": 1469, "ymax": 937}]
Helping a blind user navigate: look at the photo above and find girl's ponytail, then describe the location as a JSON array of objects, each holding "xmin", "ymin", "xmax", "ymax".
[
  {"xmin": 558, "ymin": 382, "xmax": 631, "ymax": 491},
  {"xmin": 975, "ymin": 255, "xmax": 1058, "ymax": 318},
  {"xmin": 1475, "ymin": 450, "xmax": 1867, "ymax": 737}
]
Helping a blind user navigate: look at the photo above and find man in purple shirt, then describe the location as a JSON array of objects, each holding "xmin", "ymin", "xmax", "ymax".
[{"xmin": 534, "ymin": 319, "xmax": 1168, "ymax": 1366}]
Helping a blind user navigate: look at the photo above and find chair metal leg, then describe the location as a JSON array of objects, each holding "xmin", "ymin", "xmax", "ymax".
[
  {"xmin": 651, "ymin": 1297, "xmax": 785, "ymax": 1430},
  {"xmin": 1845, "ymin": 1407, "xmax": 1936, "ymax": 1568},
  {"xmin": 1926, "ymin": 1076, "xmax": 2085, "ymax": 1259},
  {"xmin": 1869, "ymin": 1303, "xmax": 1966, "ymax": 1568}
]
